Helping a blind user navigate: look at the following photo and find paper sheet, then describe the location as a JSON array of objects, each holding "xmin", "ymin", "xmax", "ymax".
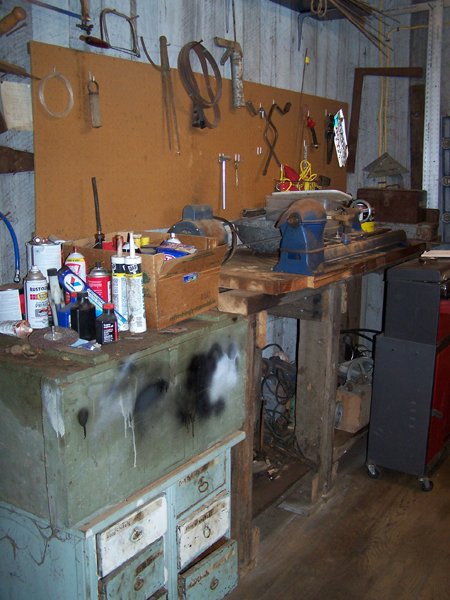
[{"xmin": 0, "ymin": 81, "xmax": 33, "ymax": 131}]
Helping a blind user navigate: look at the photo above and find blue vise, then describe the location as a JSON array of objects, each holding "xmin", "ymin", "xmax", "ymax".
[{"xmin": 274, "ymin": 199, "xmax": 327, "ymax": 275}]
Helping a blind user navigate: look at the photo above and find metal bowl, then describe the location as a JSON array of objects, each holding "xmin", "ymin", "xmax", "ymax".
[{"xmin": 233, "ymin": 216, "xmax": 281, "ymax": 255}]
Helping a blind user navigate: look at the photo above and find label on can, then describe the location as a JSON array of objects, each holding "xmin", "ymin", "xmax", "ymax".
[
  {"xmin": 87, "ymin": 273, "xmax": 111, "ymax": 303},
  {"xmin": 25, "ymin": 280, "xmax": 49, "ymax": 328}
]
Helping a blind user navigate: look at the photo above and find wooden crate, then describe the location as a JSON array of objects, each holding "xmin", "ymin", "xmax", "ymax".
[
  {"xmin": 357, "ymin": 188, "xmax": 427, "ymax": 223},
  {"xmin": 63, "ymin": 232, "xmax": 227, "ymax": 330}
]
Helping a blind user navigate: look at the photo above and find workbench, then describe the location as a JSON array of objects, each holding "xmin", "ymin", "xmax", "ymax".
[
  {"xmin": 0, "ymin": 313, "xmax": 250, "ymax": 600},
  {"xmin": 218, "ymin": 240, "xmax": 425, "ymax": 519}
]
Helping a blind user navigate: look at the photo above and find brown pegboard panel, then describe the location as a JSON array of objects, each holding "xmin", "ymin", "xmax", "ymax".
[{"xmin": 30, "ymin": 41, "xmax": 347, "ymax": 240}]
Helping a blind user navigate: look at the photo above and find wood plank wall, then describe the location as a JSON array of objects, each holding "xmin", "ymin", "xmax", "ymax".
[{"xmin": 0, "ymin": 0, "xmax": 417, "ymax": 284}]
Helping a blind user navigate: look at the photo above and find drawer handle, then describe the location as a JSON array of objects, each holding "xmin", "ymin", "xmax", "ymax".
[
  {"xmin": 134, "ymin": 576, "xmax": 145, "ymax": 591},
  {"xmin": 203, "ymin": 524, "xmax": 211, "ymax": 538},
  {"xmin": 210, "ymin": 577, "xmax": 220, "ymax": 590},
  {"xmin": 130, "ymin": 527, "xmax": 143, "ymax": 542},
  {"xmin": 198, "ymin": 477, "xmax": 210, "ymax": 494}
]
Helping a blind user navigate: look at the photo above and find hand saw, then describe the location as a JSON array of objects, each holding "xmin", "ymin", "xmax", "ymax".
[{"xmin": 24, "ymin": 0, "xmax": 92, "ymax": 34}]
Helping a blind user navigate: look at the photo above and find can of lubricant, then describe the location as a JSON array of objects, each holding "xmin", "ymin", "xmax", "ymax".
[{"xmin": 86, "ymin": 263, "xmax": 111, "ymax": 303}]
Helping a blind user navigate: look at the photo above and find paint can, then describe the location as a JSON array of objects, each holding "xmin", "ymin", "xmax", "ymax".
[
  {"xmin": 111, "ymin": 254, "xmax": 129, "ymax": 331},
  {"xmin": 26, "ymin": 239, "xmax": 62, "ymax": 281},
  {"xmin": 24, "ymin": 265, "xmax": 49, "ymax": 329},
  {"xmin": 86, "ymin": 262, "xmax": 111, "ymax": 302}
]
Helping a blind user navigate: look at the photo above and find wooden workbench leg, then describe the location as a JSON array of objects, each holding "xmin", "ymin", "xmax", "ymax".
[
  {"xmin": 231, "ymin": 314, "xmax": 260, "ymax": 574},
  {"xmin": 295, "ymin": 284, "xmax": 342, "ymax": 501}
]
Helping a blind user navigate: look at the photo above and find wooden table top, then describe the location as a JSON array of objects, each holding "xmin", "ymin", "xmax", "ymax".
[{"xmin": 219, "ymin": 240, "xmax": 426, "ymax": 296}]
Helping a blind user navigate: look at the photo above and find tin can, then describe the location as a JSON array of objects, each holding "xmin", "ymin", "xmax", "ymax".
[
  {"xmin": 86, "ymin": 262, "xmax": 111, "ymax": 302},
  {"xmin": 26, "ymin": 239, "xmax": 62, "ymax": 282},
  {"xmin": 24, "ymin": 266, "xmax": 49, "ymax": 329}
]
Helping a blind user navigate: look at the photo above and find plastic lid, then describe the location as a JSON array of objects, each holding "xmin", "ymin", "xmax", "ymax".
[{"xmin": 103, "ymin": 303, "xmax": 114, "ymax": 310}]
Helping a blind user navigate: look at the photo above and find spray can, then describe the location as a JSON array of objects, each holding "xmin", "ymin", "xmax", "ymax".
[
  {"xmin": 65, "ymin": 247, "xmax": 87, "ymax": 281},
  {"xmin": 124, "ymin": 233, "xmax": 147, "ymax": 333},
  {"xmin": 24, "ymin": 266, "xmax": 49, "ymax": 329},
  {"xmin": 86, "ymin": 262, "xmax": 111, "ymax": 303}
]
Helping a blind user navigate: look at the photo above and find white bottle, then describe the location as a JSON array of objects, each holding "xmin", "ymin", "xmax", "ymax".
[
  {"xmin": 124, "ymin": 233, "xmax": 147, "ymax": 333},
  {"xmin": 24, "ymin": 265, "xmax": 49, "ymax": 329},
  {"xmin": 65, "ymin": 247, "xmax": 87, "ymax": 281}
]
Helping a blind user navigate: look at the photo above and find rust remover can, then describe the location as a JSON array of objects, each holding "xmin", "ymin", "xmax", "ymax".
[{"xmin": 86, "ymin": 262, "xmax": 111, "ymax": 303}]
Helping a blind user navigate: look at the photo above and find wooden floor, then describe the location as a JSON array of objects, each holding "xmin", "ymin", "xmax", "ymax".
[{"xmin": 229, "ymin": 443, "xmax": 450, "ymax": 600}]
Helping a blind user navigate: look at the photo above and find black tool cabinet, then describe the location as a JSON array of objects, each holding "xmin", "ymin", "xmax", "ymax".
[{"xmin": 367, "ymin": 258, "xmax": 450, "ymax": 490}]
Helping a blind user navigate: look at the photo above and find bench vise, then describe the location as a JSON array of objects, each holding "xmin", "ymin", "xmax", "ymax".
[{"xmin": 274, "ymin": 199, "xmax": 328, "ymax": 275}]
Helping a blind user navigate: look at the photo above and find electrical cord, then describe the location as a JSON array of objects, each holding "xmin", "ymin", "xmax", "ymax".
[
  {"xmin": 0, "ymin": 211, "xmax": 20, "ymax": 282},
  {"xmin": 213, "ymin": 215, "xmax": 237, "ymax": 263}
]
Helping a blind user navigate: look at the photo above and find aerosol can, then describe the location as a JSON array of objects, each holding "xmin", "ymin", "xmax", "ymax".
[{"xmin": 24, "ymin": 265, "xmax": 49, "ymax": 329}]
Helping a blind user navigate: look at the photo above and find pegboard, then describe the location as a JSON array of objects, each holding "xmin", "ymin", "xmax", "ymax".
[{"xmin": 30, "ymin": 41, "xmax": 347, "ymax": 240}]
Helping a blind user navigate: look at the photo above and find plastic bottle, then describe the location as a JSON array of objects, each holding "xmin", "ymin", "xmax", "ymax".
[
  {"xmin": 65, "ymin": 247, "xmax": 87, "ymax": 281},
  {"xmin": 111, "ymin": 253, "xmax": 128, "ymax": 331},
  {"xmin": 70, "ymin": 291, "xmax": 96, "ymax": 340},
  {"xmin": 124, "ymin": 233, "xmax": 147, "ymax": 334},
  {"xmin": 24, "ymin": 265, "xmax": 49, "ymax": 329},
  {"xmin": 96, "ymin": 303, "xmax": 118, "ymax": 344},
  {"xmin": 47, "ymin": 267, "xmax": 65, "ymax": 326},
  {"xmin": 56, "ymin": 292, "xmax": 77, "ymax": 328}
]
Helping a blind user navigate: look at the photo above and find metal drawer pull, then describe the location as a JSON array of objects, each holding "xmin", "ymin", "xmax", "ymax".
[
  {"xmin": 130, "ymin": 527, "xmax": 143, "ymax": 542},
  {"xmin": 210, "ymin": 577, "xmax": 220, "ymax": 590},
  {"xmin": 203, "ymin": 524, "xmax": 212, "ymax": 538},
  {"xmin": 134, "ymin": 576, "xmax": 144, "ymax": 591},
  {"xmin": 198, "ymin": 477, "xmax": 209, "ymax": 493}
]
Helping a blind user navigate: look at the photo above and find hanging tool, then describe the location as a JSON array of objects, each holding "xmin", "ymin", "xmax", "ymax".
[
  {"xmin": 91, "ymin": 176, "xmax": 104, "ymax": 249},
  {"xmin": 141, "ymin": 35, "xmax": 180, "ymax": 154},
  {"xmin": 178, "ymin": 41, "xmax": 222, "ymax": 129},
  {"xmin": 306, "ymin": 112, "xmax": 319, "ymax": 149},
  {"xmin": 87, "ymin": 74, "xmax": 101, "ymax": 128},
  {"xmin": 214, "ymin": 37, "xmax": 245, "ymax": 109},
  {"xmin": 262, "ymin": 102, "xmax": 291, "ymax": 176},
  {"xmin": 24, "ymin": 0, "xmax": 93, "ymax": 34},
  {"xmin": 325, "ymin": 113, "xmax": 335, "ymax": 164},
  {"xmin": 234, "ymin": 154, "xmax": 241, "ymax": 188},
  {"xmin": 0, "ymin": 6, "xmax": 26, "ymax": 36},
  {"xmin": 100, "ymin": 8, "xmax": 140, "ymax": 57},
  {"xmin": 219, "ymin": 154, "xmax": 231, "ymax": 210},
  {"xmin": 0, "ymin": 59, "xmax": 38, "ymax": 80}
]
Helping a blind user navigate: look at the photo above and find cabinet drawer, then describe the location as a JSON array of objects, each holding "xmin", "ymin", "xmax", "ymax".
[
  {"xmin": 175, "ymin": 454, "xmax": 226, "ymax": 516},
  {"xmin": 178, "ymin": 539, "xmax": 238, "ymax": 600},
  {"xmin": 97, "ymin": 495, "xmax": 167, "ymax": 577},
  {"xmin": 177, "ymin": 492, "xmax": 230, "ymax": 570},
  {"xmin": 99, "ymin": 537, "xmax": 165, "ymax": 600},
  {"xmin": 149, "ymin": 589, "xmax": 168, "ymax": 600}
]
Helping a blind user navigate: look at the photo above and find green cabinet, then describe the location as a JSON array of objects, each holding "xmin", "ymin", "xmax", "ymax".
[{"xmin": 0, "ymin": 313, "xmax": 247, "ymax": 599}]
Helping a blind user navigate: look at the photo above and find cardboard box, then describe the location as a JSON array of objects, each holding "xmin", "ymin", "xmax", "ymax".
[
  {"xmin": 356, "ymin": 188, "xmax": 427, "ymax": 223},
  {"xmin": 335, "ymin": 383, "xmax": 372, "ymax": 434},
  {"xmin": 63, "ymin": 232, "xmax": 227, "ymax": 330}
]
